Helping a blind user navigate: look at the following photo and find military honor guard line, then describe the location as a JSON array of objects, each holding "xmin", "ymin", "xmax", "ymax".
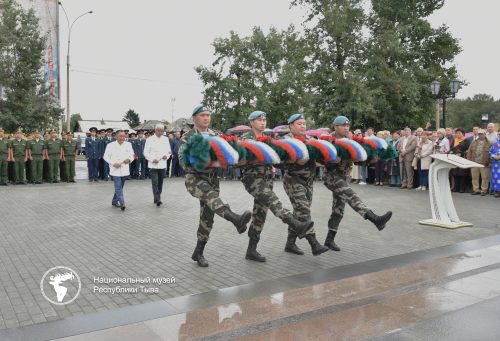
[{"xmin": 0, "ymin": 105, "xmax": 394, "ymax": 267}]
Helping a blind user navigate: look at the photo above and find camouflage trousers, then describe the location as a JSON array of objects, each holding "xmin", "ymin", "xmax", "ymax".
[
  {"xmin": 242, "ymin": 174, "xmax": 290, "ymax": 240},
  {"xmin": 185, "ymin": 172, "xmax": 226, "ymax": 242},
  {"xmin": 283, "ymin": 174, "xmax": 315, "ymax": 235},
  {"xmin": 323, "ymin": 170, "xmax": 370, "ymax": 232}
]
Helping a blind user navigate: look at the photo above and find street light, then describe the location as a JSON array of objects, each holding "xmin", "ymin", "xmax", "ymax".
[
  {"xmin": 59, "ymin": 1, "xmax": 93, "ymax": 132},
  {"xmin": 430, "ymin": 79, "xmax": 461, "ymax": 129}
]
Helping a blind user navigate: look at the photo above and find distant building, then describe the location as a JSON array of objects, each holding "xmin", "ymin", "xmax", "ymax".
[{"xmin": 75, "ymin": 120, "xmax": 135, "ymax": 133}]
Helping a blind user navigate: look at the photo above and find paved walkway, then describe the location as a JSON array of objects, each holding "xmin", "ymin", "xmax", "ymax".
[{"xmin": 0, "ymin": 172, "xmax": 498, "ymax": 337}]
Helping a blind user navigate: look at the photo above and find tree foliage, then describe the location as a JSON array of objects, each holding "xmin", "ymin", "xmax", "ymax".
[
  {"xmin": 197, "ymin": 0, "xmax": 463, "ymax": 132},
  {"xmin": 0, "ymin": 0, "xmax": 62, "ymax": 133},
  {"xmin": 447, "ymin": 94, "xmax": 500, "ymax": 131},
  {"xmin": 123, "ymin": 109, "xmax": 140, "ymax": 128}
]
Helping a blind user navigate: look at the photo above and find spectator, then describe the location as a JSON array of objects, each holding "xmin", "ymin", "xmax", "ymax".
[
  {"xmin": 397, "ymin": 127, "xmax": 417, "ymax": 189},
  {"xmin": 350, "ymin": 129, "xmax": 362, "ymax": 183},
  {"xmin": 467, "ymin": 129, "xmax": 491, "ymax": 196},
  {"xmin": 489, "ymin": 131, "xmax": 500, "ymax": 198},
  {"xmin": 446, "ymin": 127, "xmax": 455, "ymax": 148},
  {"xmin": 486, "ymin": 123, "xmax": 497, "ymax": 145},
  {"xmin": 435, "ymin": 128, "xmax": 450, "ymax": 154},
  {"xmin": 387, "ymin": 131, "xmax": 401, "ymax": 187},
  {"xmin": 450, "ymin": 128, "xmax": 471, "ymax": 193},
  {"xmin": 415, "ymin": 131, "xmax": 433, "ymax": 190}
]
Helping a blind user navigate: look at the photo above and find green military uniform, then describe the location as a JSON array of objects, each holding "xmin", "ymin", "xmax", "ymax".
[
  {"xmin": 62, "ymin": 139, "xmax": 77, "ymax": 182},
  {"xmin": 9, "ymin": 139, "xmax": 27, "ymax": 184},
  {"xmin": 28, "ymin": 138, "xmax": 45, "ymax": 184},
  {"xmin": 240, "ymin": 131, "xmax": 292, "ymax": 241},
  {"xmin": 45, "ymin": 138, "xmax": 62, "ymax": 183},
  {"xmin": 0, "ymin": 137, "xmax": 9, "ymax": 185}
]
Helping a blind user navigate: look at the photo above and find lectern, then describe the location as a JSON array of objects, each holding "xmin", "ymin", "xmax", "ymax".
[{"xmin": 419, "ymin": 154, "xmax": 484, "ymax": 229}]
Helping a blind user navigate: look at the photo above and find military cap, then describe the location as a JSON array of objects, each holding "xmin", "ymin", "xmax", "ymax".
[
  {"xmin": 192, "ymin": 104, "xmax": 210, "ymax": 116},
  {"xmin": 248, "ymin": 111, "xmax": 266, "ymax": 121},
  {"xmin": 49, "ymin": 130, "xmax": 57, "ymax": 134},
  {"xmin": 478, "ymin": 129, "xmax": 486, "ymax": 135},
  {"xmin": 129, "ymin": 132, "xmax": 136, "ymax": 137},
  {"xmin": 105, "ymin": 128, "xmax": 113, "ymax": 132},
  {"xmin": 333, "ymin": 116, "xmax": 350, "ymax": 126},
  {"xmin": 124, "ymin": 129, "xmax": 130, "ymax": 133},
  {"xmin": 287, "ymin": 113, "xmax": 305, "ymax": 125},
  {"xmin": 89, "ymin": 127, "xmax": 97, "ymax": 132}
]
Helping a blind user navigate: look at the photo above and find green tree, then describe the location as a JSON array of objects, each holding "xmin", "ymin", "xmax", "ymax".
[
  {"xmin": 292, "ymin": 0, "xmax": 373, "ymax": 128},
  {"xmin": 0, "ymin": 0, "xmax": 63, "ymax": 133},
  {"xmin": 123, "ymin": 109, "xmax": 140, "ymax": 128},
  {"xmin": 196, "ymin": 26, "xmax": 312, "ymax": 130},
  {"xmin": 69, "ymin": 113, "xmax": 82, "ymax": 132},
  {"xmin": 364, "ymin": 0, "xmax": 461, "ymax": 130},
  {"xmin": 447, "ymin": 94, "xmax": 500, "ymax": 130}
]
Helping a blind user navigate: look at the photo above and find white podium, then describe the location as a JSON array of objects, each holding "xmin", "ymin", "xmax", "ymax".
[{"xmin": 419, "ymin": 154, "xmax": 484, "ymax": 229}]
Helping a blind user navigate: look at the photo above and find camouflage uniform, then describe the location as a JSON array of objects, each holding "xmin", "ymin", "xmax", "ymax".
[
  {"xmin": 179, "ymin": 127, "xmax": 226, "ymax": 242},
  {"xmin": 282, "ymin": 133, "xmax": 329, "ymax": 256},
  {"xmin": 240, "ymin": 131, "xmax": 292, "ymax": 241},
  {"xmin": 62, "ymin": 139, "xmax": 78, "ymax": 182}
]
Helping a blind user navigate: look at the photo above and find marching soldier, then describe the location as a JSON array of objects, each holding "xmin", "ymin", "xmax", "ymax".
[
  {"xmin": 62, "ymin": 132, "xmax": 78, "ymax": 182},
  {"xmin": 239, "ymin": 111, "xmax": 315, "ymax": 262},
  {"xmin": 85, "ymin": 127, "xmax": 101, "ymax": 182},
  {"xmin": 44, "ymin": 130, "xmax": 62, "ymax": 183},
  {"xmin": 282, "ymin": 114, "xmax": 329, "ymax": 256},
  {"xmin": 9, "ymin": 130, "xmax": 28, "ymax": 184},
  {"xmin": 0, "ymin": 128, "xmax": 10, "ymax": 185},
  {"xmin": 179, "ymin": 104, "xmax": 252, "ymax": 268},
  {"xmin": 27, "ymin": 130, "xmax": 45, "ymax": 184},
  {"xmin": 323, "ymin": 116, "xmax": 392, "ymax": 251}
]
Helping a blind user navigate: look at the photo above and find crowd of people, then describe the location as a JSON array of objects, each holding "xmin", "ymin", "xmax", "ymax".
[
  {"xmin": 1, "ymin": 122, "xmax": 499, "ymax": 199},
  {"xmin": 0, "ymin": 127, "xmax": 186, "ymax": 185}
]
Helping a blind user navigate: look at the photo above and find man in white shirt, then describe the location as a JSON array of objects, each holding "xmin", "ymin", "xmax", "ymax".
[
  {"xmin": 103, "ymin": 130, "xmax": 134, "ymax": 211},
  {"xmin": 144, "ymin": 123, "xmax": 172, "ymax": 207},
  {"xmin": 486, "ymin": 123, "xmax": 497, "ymax": 144}
]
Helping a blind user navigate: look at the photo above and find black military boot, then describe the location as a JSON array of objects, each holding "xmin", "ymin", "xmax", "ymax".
[
  {"xmin": 191, "ymin": 240, "xmax": 209, "ymax": 267},
  {"xmin": 305, "ymin": 234, "xmax": 329, "ymax": 256},
  {"xmin": 284, "ymin": 232, "xmax": 304, "ymax": 255},
  {"xmin": 324, "ymin": 230, "xmax": 340, "ymax": 251},
  {"xmin": 283, "ymin": 214, "xmax": 314, "ymax": 239},
  {"xmin": 364, "ymin": 210, "xmax": 393, "ymax": 231},
  {"xmin": 245, "ymin": 238, "xmax": 266, "ymax": 262},
  {"xmin": 220, "ymin": 207, "xmax": 251, "ymax": 234}
]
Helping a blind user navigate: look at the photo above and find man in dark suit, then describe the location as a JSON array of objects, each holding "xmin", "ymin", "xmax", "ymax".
[
  {"xmin": 134, "ymin": 130, "xmax": 147, "ymax": 179},
  {"xmin": 85, "ymin": 127, "xmax": 101, "ymax": 182},
  {"xmin": 101, "ymin": 128, "xmax": 115, "ymax": 181}
]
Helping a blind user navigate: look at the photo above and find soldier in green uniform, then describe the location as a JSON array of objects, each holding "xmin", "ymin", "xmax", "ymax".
[
  {"xmin": 27, "ymin": 130, "xmax": 45, "ymax": 184},
  {"xmin": 62, "ymin": 132, "xmax": 78, "ymax": 182},
  {"xmin": 8, "ymin": 130, "xmax": 28, "ymax": 184},
  {"xmin": 59, "ymin": 132, "xmax": 67, "ymax": 182},
  {"xmin": 179, "ymin": 104, "xmax": 252, "ymax": 268},
  {"xmin": 0, "ymin": 128, "xmax": 9, "ymax": 185},
  {"xmin": 282, "ymin": 114, "xmax": 329, "ymax": 256},
  {"xmin": 323, "ymin": 116, "xmax": 393, "ymax": 251},
  {"xmin": 44, "ymin": 130, "xmax": 62, "ymax": 183},
  {"xmin": 239, "ymin": 111, "xmax": 315, "ymax": 262}
]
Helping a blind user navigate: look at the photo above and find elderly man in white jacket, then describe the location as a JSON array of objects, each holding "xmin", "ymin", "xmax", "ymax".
[
  {"xmin": 104, "ymin": 130, "xmax": 134, "ymax": 211},
  {"xmin": 144, "ymin": 123, "xmax": 172, "ymax": 206}
]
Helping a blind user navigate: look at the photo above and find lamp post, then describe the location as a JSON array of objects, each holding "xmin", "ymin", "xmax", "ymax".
[
  {"xmin": 59, "ymin": 2, "xmax": 93, "ymax": 132},
  {"xmin": 430, "ymin": 79, "xmax": 461, "ymax": 129}
]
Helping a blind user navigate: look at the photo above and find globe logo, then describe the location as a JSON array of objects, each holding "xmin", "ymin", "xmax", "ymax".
[{"xmin": 40, "ymin": 266, "xmax": 81, "ymax": 305}]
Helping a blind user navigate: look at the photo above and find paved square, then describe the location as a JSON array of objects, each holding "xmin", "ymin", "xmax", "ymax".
[{"xmin": 0, "ymin": 163, "xmax": 498, "ymax": 330}]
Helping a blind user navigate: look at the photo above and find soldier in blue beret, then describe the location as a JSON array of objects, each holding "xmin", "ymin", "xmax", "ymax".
[
  {"xmin": 239, "ymin": 111, "xmax": 314, "ymax": 262},
  {"xmin": 179, "ymin": 104, "xmax": 253, "ymax": 267},
  {"xmin": 322, "ymin": 115, "xmax": 392, "ymax": 251}
]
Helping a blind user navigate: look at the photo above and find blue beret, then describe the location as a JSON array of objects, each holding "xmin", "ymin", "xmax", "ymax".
[
  {"xmin": 333, "ymin": 116, "xmax": 350, "ymax": 126},
  {"xmin": 287, "ymin": 114, "xmax": 305, "ymax": 125},
  {"xmin": 192, "ymin": 104, "xmax": 210, "ymax": 116},
  {"xmin": 248, "ymin": 111, "xmax": 266, "ymax": 121}
]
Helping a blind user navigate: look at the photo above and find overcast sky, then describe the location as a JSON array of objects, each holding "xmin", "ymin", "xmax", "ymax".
[{"xmin": 57, "ymin": 0, "xmax": 500, "ymax": 123}]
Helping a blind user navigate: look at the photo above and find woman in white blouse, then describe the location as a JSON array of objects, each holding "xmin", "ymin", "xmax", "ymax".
[
  {"xmin": 415, "ymin": 131, "xmax": 434, "ymax": 190},
  {"xmin": 435, "ymin": 128, "xmax": 450, "ymax": 154},
  {"xmin": 103, "ymin": 130, "xmax": 134, "ymax": 211}
]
